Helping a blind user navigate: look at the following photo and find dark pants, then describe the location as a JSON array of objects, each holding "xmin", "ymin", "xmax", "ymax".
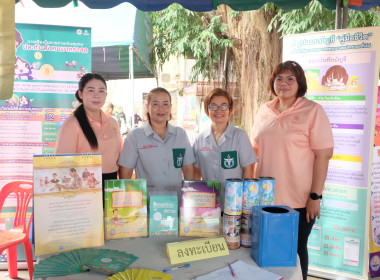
[
  {"xmin": 102, "ymin": 172, "xmax": 118, "ymax": 207},
  {"xmin": 295, "ymin": 207, "xmax": 315, "ymax": 280}
]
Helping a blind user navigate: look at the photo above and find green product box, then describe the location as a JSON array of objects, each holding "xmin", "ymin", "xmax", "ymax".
[
  {"xmin": 149, "ymin": 192, "xmax": 178, "ymax": 236},
  {"xmin": 104, "ymin": 179, "xmax": 148, "ymax": 239}
]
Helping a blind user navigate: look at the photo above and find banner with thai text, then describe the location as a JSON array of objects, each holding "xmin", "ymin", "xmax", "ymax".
[
  {"xmin": 370, "ymin": 86, "xmax": 380, "ymax": 277},
  {"xmin": 0, "ymin": 23, "xmax": 91, "ymax": 188},
  {"xmin": 283, "ymin": 26, "xmax": 380, "ymax": 279},
  {"xmin": 0, "ymin": 23, "xmax": 91, "ymax": 253}
]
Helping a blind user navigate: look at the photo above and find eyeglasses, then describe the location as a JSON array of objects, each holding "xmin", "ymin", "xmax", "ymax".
[
  {"xmin": 207, "ymin": 105, "xmax": 230, "ymax": 111},
  {"xmin": 274, "ymin": 76, "xmax": 297, "ymax": 85}
]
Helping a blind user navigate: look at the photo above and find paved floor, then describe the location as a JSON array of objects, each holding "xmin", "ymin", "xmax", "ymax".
[{"xmin": 0, "ymin": 269, "xmax": 29, "ymax": 280}]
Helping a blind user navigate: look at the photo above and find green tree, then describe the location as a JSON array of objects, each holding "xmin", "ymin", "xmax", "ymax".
[
  {"xmin": 266, "ymin": 1, "xmax": 380, "ymax": 35},
  {"xmin": 151, "ymin": 4, "xmax": 233, "ymax": 82},
  {"xmin": 151, "ymin": 1, "xmax": 380, "ymax": 134}
]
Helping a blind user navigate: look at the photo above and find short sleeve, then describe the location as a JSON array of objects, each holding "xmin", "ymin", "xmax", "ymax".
[
  {"xmin": 118, "ymin": 131, "xmax": 138, "ymax": 168},
  {"xmin": 251, "ymin": 104, "xmax": 271, "ymax": 157},
  {"xmin": 116, "ymin": 122, "xmax": 123, "ymax": 155},
  {"xmin": 309, "ymin": 104, "xmax": 334, "ymax": 150},
  {"xmin": 55, "ymin": 119, "xmax": 78, "ymax": 154},
  {"xmin": 238, "ymin": 130, "xmax": 257, "ymax": 167},
  {"xmin": 192, "ymin": 136, "xmax": 200, "ymax": 168},
  {"xmin": 251, "ymin": 105, "xmax": 265, "ymax": 148},
  {"xmin": 182, "ymin": 129, "xmax": 196, "ymax": 165}
]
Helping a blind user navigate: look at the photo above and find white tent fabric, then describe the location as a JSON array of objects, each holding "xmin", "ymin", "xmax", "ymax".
[{"xmin": 16, "ymin": 0, "xmax": 136, "ymax": 47}]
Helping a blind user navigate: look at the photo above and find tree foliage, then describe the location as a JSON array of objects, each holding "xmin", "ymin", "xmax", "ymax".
[
  {"xmin": 151, "ymin": 1, "xmax": 380, "ymax": 85},
  {"xmin": 266, "ymin": 0, "xmax": 380, "ymax": 35},
  {"xmin": 150, "ymin": 4, "xmax": 233, "ymax": 82}
]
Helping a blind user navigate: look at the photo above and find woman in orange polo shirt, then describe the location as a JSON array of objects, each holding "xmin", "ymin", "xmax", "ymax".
[
  {"xmin": 252, "ymin": 61, "xmax": 334, "ymax": 280},
  {"xmin": 55, "ymin": 73, "xmax": 122, "ymax": 189}
]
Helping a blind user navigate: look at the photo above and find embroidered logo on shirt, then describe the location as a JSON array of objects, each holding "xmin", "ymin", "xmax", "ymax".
[
  {"xmin": 200, "ymin": 147, "xmax": 212, "ymax": 152},
  {"xmin": 138, "ymin": 145, "xmax": 158, "ymax": 150},
  {"xmin": 173, "ymin": 148, "xmax": 186, "ymax": 168},
  {"xmin": 221, "ymin": 151, "xmax": 238, "ymax": 169}
]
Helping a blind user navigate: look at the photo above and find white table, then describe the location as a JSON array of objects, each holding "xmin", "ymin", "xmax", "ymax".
[{"xmin": 38, "ymin": 236, "xmax": 302, "ymax": 280}]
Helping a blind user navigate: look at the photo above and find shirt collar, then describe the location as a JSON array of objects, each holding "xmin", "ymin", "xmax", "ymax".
[
  {"xmin": 224, "ymin": 122, "xmax": 234, "ymax": 137},
  {"xmin": 87, "ymin": 110, "xmax": 106, "ymax": 125},
  {"xmin": 204, "ymin": 122, "xmax": 233, "ymax": 139},
  {"xmin": 267, "ymin": 97, "xmax": 304, "ymax": 113},
  {"xmin": 143, "ymin": 122, "xmax": 177, "ymax": 137}
]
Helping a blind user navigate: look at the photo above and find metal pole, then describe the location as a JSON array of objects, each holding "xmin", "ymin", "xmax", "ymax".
[
  {"xmin": 129, "ymin": 45, "xmax": 134, "ymax": 131},
  {"xmin": 335, "ymin": 0, "xmax": 342, "ymax": 29}
]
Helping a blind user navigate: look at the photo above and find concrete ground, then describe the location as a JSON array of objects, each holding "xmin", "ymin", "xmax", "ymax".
[{"xmin": 0, "ymin": 269, "xmax": 335, "ymax": 280}]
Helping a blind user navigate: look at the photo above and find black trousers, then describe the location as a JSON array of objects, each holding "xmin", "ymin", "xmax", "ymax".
[
  {"xmin": 101, "ymin": 172, "xmax": 118, "ymax": 207},
  {"xmin": 295, "ymin": 207, "xmax": 315, "ymax": 280}
]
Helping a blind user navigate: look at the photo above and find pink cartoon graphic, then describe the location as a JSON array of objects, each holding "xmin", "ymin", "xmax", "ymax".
[
  {"xmin": 14, "ymin": 29, "xmax": 40, "ymax": 80},
  {"xmin": 321, "ymin": 65, "xmax": 349, "ymax": 91},
  {"xmin": 19, "ymin": 94, "xmax": 34, "ymax": 107},
  {"xmin": 15, "ymin": 56, "xmax": 40, "ymax": 80},
  {"xmin": 5, "ymin": 95, "xmax": 19, "ymax": 106},
  {"xmin": 77, "ymin": 65, "xmax": 86, "ymax": 79},
  {"xmin": 65, "ymin": 60, "xmax": 77, "ymax": 68}
]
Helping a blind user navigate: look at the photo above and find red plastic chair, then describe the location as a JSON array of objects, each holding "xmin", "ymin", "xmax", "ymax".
[{"xmin": 0, "ymin": 181, "xmax": 34, "ymax": 279}]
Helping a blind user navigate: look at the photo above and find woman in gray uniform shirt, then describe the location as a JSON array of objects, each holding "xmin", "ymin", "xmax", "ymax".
[
  {"xmin": 193, "ymin": 88, "xmax": 257, "ymax": 205},
  {"xmin": 118, "ymin": 87, "xmax": 195, "ymax": 194}
]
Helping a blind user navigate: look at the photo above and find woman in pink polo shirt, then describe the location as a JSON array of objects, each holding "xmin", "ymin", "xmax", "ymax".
[
  {"xmin": 252, "ymin": 61, "xmax": 334, "ymax": 280},
  {"xmin": 55, "ymin": 73, "xmax": 122, "ymax": 190}
]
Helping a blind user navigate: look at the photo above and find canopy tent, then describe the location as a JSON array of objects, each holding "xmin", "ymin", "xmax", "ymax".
[
  {"xmin": 15, "ymin": 0, "xmax": 154, "ymax": 80},
  {"xmin": 14, "ymin": 0, "xmax": 380, "ymax": 11},
  {"xmin": 1, "ymin": 0, "xmax": 379, "ymax": 99}
]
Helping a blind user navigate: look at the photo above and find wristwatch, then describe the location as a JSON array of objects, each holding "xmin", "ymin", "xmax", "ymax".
[{"xmin": 310, "ymin": 192, "xmax": 323, "ymax": 200}]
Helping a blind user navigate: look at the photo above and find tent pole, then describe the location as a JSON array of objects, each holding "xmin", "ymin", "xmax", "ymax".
[
  {"xmin": 335, "ymin": 0, "xmax": 342, "ymax": 29},
  {"xmin": 342, "ymin": 5, "xmax": 348, "ymax": 29},
  {"xmin": 129, "ymin": 45, "xmax": 134, "ymax": 131}
]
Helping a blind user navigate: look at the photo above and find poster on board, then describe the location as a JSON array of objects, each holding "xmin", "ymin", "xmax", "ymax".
[
  {"xmin": 0, "ymin": 23, "xmax": 91, "ymax": 190},
  {"xmin": 0, "ymin": 23, "xmax": 91, "ymax": 262},
  {"xmin": 370, "ymin": 86, "xmax": 380, "ymax": 278},
  {"xmin": 33, "ymin": 153, "xmax": 103, "ymax": 256},
  {"xmin": 283, "ymin": 26, "xmax": 380, "ymax": 279}
]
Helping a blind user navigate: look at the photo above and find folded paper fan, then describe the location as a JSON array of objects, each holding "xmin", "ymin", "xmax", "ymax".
[
  {"xmin": 34, "ymin": 248, "xmax": 138, "ymax": 278},
  {"xmin": 107, "ymin": 268, "xmax": 172, "ymax": 280}
]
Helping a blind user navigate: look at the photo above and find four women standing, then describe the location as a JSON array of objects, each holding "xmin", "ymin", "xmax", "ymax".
[{"xmin": 57, "ymin": 64, "xmax": 334, "ymax": 280}]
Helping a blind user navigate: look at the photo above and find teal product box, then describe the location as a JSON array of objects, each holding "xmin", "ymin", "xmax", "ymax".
[
  {"xmin": 149, "ymin": 192, "xmax": 178, "ymax": 236},
  {"xmin": 251, "ymin": 205, "xmax": 299, "ymax": 267}
]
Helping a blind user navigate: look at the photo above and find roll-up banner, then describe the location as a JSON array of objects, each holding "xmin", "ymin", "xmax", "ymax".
[{"xmin": 283, "ymin": 26, "xmax": 380, "ymax": 279}]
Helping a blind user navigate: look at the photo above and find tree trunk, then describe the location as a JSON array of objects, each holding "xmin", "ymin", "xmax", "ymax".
[{"xmin": 217, "ymin": 6, "xmax": 282, "ymax": 140}]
